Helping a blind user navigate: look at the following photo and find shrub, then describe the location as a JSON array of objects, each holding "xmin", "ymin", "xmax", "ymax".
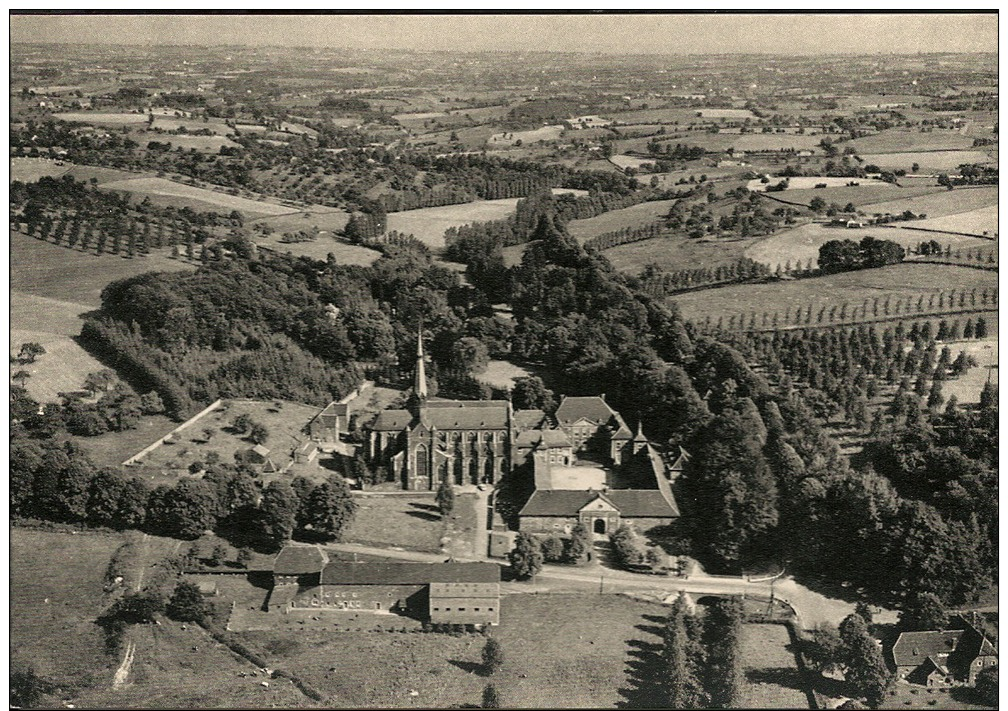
[
  {"xmin": 540, "ymin": 534, "xmax": 566, "ymax": 563},
  {"xmin": 482, "ymin": 637, "xmax": 505, "ymax": 675},
  {"xmin": 166, "ymin": 581, "xmax": 210, "ymax": 623}
]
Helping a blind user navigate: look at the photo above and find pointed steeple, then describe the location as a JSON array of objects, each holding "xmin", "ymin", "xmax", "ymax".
[
  {"xmin": 634, "ymin": 420, "xmax": 647, "ymax": 442},
  {"xmin": 413, "ymin": 323, "xmax": 428, "ymax": 401}
]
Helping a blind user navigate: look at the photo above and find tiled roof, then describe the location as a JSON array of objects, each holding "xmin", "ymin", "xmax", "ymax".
[
  {"xmin": 513, "ymin": 409, "xmax": 546, "ymax": 430},
  {"xmin": 893, "ymin": 631, "xmax": 963, "ymax": 668},
  {"xmin": 320, "ymin": 561, "xmax": 500, "ymax": 585},
  {"xmin": 371, "ymin": 409, "xmax": 413, "ymax": 431},
  {"xmin": 273, "ymin": 544, "xmax": 329, "ymax": 575},
  {"xmin": 555, "ymin": 396, "xmax": 617, "ymax": 426},
  {"xmin": 424, "ymin": 404, "xmax": 508, "ymax": 430},
  {"xmin": 519, "ymin": 488, "xmax": 678, "ymax": 518},
  {"xmin": 429, "ymin": 582, "xmax": 499, "ymax": 598}
]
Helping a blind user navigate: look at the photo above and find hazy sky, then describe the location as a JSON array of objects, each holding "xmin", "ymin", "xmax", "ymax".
[{"xmin": 10, "ymin": 13, "xmax": 998, "ymax": 55}]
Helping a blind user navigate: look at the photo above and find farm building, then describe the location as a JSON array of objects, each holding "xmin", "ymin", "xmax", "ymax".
[
  {"xmin": 563, "ymin": 115, "xmax": 612, "ymax": 130},
  {"xmin": 268, "ymin": 547, "xmax": 501, "ymax": 626},
  {"xmin": 293, "ymin": 439, "xmax": 318, "ymax": 464},
  {"xmin": 245, "ymin": 444, "xmax": 277, "ymax": 473},
  {"xmin": 891, "ymin": 622, "xmax": 997, "ymax": 686},
  {"xmin": 308, "ymin": 401, "xmax": 347, "ymax": 443},
  {"xmin": 518, "ymin": 487, "xmax": 679, "ymax": 536}
]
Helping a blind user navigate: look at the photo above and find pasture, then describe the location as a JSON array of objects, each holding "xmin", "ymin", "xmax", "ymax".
[
  {"xmin": 142, "ymin": 134, "xmax": 239, "ymax": 151},
  {"xmin": 745, "ymin": 223, "xmax": 992, "ymax": 271},
  {"xmin": 748, "ymin": 176, "xmax": 888, "ymax": 192},
  {"xmin": 99, "ymin": 177, "xmax": 296, "ymax": 217},
  {"xmin": 150, "ymin": 116, "xmax": 235, "ymax": 135},
  {"xmin": 769, "ymin": 184, "xmax": 944, "ymax": 209},
  {"xmin": 11, "ymin": 228, "xmax": 193, "ymax": 306},
  {"xmin": 907, "ymin": 205, "xmax": 998, "ymax": 237},
  {"xmin": 566, "ymin": 199, "xmax": 677, "ymax": 243},
  {"xmin": 238, "ymin": 593, "xmax": 671, "ymax": 708},
  {"xmin": 847, "ymin": 129, "xmax": 978, "ymax": 154},
  {"xmin": 53, "ymin": 111, "xmax": 149, "ymax": 125},
  {"xmin": 739, "ymin": 624, "xmax": 810, "ymax": 709},
  {"xmin": 257, "ymin": 236, "xmax": 382, "ymax": 265},
  {"xmin": 669, "ymin": 263, "xmax": 998, "ymax": 325},
  {"xmin": 604, "ymin": 234, "xmax": 751, "ymax": 275},
  {"xmin": 609, "ymin": 107, "xmax": 702, "ymax": 124},
  {"xmin": 939, "ymin": 338, "xmax": 998, "ymax": 405},
  {"xmin": 10, "ymin": 528, "xmax": 124, "ymax": 694},
  {"xmin": 384, "ymin": 198, "xmax": 521, "ymax": 249},
  {"xmin": 697, "ymin": 108, "xmax": 756, "ymax": 119},
  {"xmin": 860, "ymin": 186, "xmax": 998, "ymax": 219},
  {"xmin": 860, "ymin": 150, "xmax": 993, "ymax": 172},
  {"xmin": 487, "ymin": 124, "xmax": 565, "ymax": 146},
  {"xmin": 10, "ymin": 156, "xmax": 72, "ymax": 182},
  {"xmin": 608, "ymin": 154, "xmax": 658, "ymax": 171},
  {"xmin": 679, "ymin": 132, "xmax": 823, "ymax": 153},
  {"xmin": 346, "ymin": 494, "xmax": 446, "ymax": 553}
]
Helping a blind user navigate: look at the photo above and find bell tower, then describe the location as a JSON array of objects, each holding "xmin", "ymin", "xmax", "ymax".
[{"xmin": 408, "ymin": 324, "xmax": 429, "ymax": 417}]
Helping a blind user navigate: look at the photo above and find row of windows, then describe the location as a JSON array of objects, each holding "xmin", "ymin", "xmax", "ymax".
[{"xmin": 432, "ymin": 606, "xmax": 494, "ymax": 613}]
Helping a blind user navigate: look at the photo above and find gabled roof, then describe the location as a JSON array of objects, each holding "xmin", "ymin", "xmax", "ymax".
[
  {"xmin": 515, "ymin": 428, "xmax": 572, "ymax": 449},
  {"xmin": 320, "ymin": 561, "xmax": 500, "ymax": 585},
  {"xmin": 893, "ymin": 631, "xmax": 963, "ymax": 668},
  {"xmin": 578, "ymin": 493, "xmax": 619, "ymax": 513},
  {"xmin": 251, "ymin": 444, "xmax": 271, "ymax": 457},
  {"xmin": 519, "ymin": 488, "xmax": 679, "ymax": 518},
  {"xmin": 424, "ymin": 403, "xmax": 509, "ymax": 430},
  {"xmin": 669, "ymin": 446, "xmax": 691, "ymax": 472},
  {"xmin": 372, "ymin": 409, "xmax": 413, "ymax": 431},
  {"xmin": 513, "ymin": 408, "xmax": 546, "ymax": 431},
  {"xmin": 273, "ymin": 544, "xmax": 329, "ymax": 575},
  {"xmin": 555, "ymin": 395, "xmax": 618, "ymax": 426}
]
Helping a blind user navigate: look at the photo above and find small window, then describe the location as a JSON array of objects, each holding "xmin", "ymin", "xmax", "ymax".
[
  {"xmin": 434, "ymin": 607, "xmax": 440, "ymax": 611},
  {"xmin": 488, "ymin": 607, "xmax": 494, "ymax": 612},
  {"xmin": 459, "ymin": 607, "xmax": 466, "ymax": 612},
  {"xmin": 475, "ymin": 608, "xmax": 480, "ymax": 612}
]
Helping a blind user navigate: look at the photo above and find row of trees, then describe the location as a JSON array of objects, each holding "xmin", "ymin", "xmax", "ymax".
[
  {"xmin": 639, "ymin": 257, "xmax": 773, "ymax": 295},
  {"xmin": 702, "ymin": 289, "xmax": 997, "ymax": 333}
]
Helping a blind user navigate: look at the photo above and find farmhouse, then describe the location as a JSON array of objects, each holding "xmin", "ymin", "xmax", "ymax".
[
  {"xmin": 268, "ymin": 545, "xmax": 501, "ymax": 626},
  {"xmin": 891, "ymin": 622, "xmax": 997, "ymax": 686}
]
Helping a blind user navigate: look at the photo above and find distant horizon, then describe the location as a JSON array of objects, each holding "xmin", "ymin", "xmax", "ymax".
[{"xmin": 9, "ymin": 13, "xmax": 998, "ymax": 55}]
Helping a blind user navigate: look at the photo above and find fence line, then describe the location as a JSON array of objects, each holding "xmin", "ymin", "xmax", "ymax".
[{"xmin": 122, "ymin": 398, "xmax": 223, "ymax": 466}]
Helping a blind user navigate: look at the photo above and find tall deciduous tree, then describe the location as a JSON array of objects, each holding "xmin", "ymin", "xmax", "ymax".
[
  {"xmin": 257, "ymin": 481, "xmax": 299, "ymax": 551},
  {"xmin": 303, "ymin": 476, "xmax": 357, "ymax": 541},
  {"xmin": 508, "ymin": 533, "xmax": 544, "ymax": 581},
  {"xmin": 435, "ymin": 478, "xmax": 455, "ymax": 518},
  {"xmin": 662, "ymin": 592, "xmax": 706, "ymax": 708}
]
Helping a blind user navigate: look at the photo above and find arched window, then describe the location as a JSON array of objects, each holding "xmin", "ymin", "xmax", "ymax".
[{"xmin": 415, "ymin": 444, "xmax": 428, "ymax": 478}]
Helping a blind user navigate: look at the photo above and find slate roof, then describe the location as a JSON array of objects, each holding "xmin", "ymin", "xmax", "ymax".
[
  {"xmin": 268, "ymin": 583, "xmax": 299, "ymax": 607},
  {"xmin": 424, "ymin": 404, "xmax": 508, "ymax": 430},
  {"xmin": 893, "ymin": 631, "xmax": 963, "ymax": 668},
  {"xmin": 320, "ymin": 561, "xmax": 500, "ymax": 585},
  {"xmin": 429, "ymin": 582, "xmax": 499, "ymax": 598},
  {"xmin": 555, "ymin": 396, "xmax": 617, "ymax": 426},
  {"xmin": 273, "ymin": 545, "xmax": 329, "ymax": 575},
  {"xmin": 519, "ymin": 488, "xmax": 679, "ymax": 518},
  {"xmin": 514, "ymin": 428, "xmax": 572, "ymax": 449},
  {"xmin": 513, "ymin": 408, "xmax": 546, "ymax": 430},
  {"xmin": 371, "ymin": 409, "xmax": 413, "ymax": 431}
]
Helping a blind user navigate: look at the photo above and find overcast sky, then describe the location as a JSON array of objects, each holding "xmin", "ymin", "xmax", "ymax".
[{"xmin": 10, "ymin": 13, "xmax": 998, "ymax": 55}]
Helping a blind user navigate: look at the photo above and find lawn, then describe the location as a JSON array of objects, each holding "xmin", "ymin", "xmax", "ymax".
[
  {"xmin": 238, "ymin": 593, "xmax": 671, "ymax": 708},
  {"xmin": 10, "ymin": 528, "xmax": 125, "ymax": 693},
  {"xmin": 344, "ymin": 494, "xmax": 447, "ymax": 553},
  {"xmin": 10, "ymin": 156, "xmax": 72, "ymax": 182},
  {"xmin": 875, "ymin": 682, "xmax": 992, "ymax": 710},
  {"xmin": 99, "ymin": 177, "xmax": 296, "ymax": 217},
  {"xmin": 604, "ymin": 234, "xmax": 752, "ymax": 275},
  {"xmin": 566, "ymin": 199, "xmax": 677, "ymax": 243},
  {"xmin": 745, "ymin": 223, "xmax": 992, "ymax": 271},
  {"xmin": 385, "ymin": 198, "xmax": 522, "ymax": 249},
  {"xmin": 669, "ymin": 263, "xmax": 998, "ymax": 326},
  {"xmin": 739, "ymin": 624, "xmax": 810, "ymax": 709}
]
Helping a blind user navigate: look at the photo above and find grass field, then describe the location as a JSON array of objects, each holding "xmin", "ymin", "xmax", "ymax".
[
  {"xmin": 11, "ymin": 229, "xmax": 194, "ymax": 306},
  {"xmin": 10, "ymin": 528, "xmax": 124, "ymax": 693},
  {"xmin": 487, "ymin": 125, "xmax": 564, "ymax": 146},
  {"xmin": 745, "ymin": 223, "xmax": 992, "ymax": 271},
  {"xmin": 10, "ymin": 156, "xmax": 72, "ymax": 182},
  {"xmin": 250, "ymin": 206, "xmax": 351, "ymax": 235},
  {"xmin": 670, "ymin": 263, "xmax": 998, "ymax": 325},
  {"xmin": 150, "ymin": 116, "xmax": 235, "ymax": 135},
  {"xmin": 132, "ymin": 399, "xmax": 322, "ymax": 483},
  {"xmin": 65, "ymin": 164, "xmax": 144, "ymax": 185},
  {"xmin": 476, "ymin": 359, "xmax": 535, "ymax": 390},
  {"xmin": 604, "ymin": 234, "xmax": 751, "ymax": 275},
  {"xmin": 385, "ymin": 198, "xmax": 521, "ymax": 249},
  {"xmin": 53, "ymin": 111, "xmax": 149, "ymax": 125},
  {"xmin": 739, "ymin": 624, "xmax": 810, "ymax": 709},
  {"xmin": 860, "ymin": 186, "xmax": 998, "ymax": 219},
  {"xmin": 99, "ymin": 177, "xmax": 296, "ymax": 217},
  {"xmin": 875, "ymin": 682, "xmax": 991, "ymax": 710},
  {"xmin": 256, "ymin": 235, "xmax": 382, "ymax": 265},
  {"xmin": 72, "ymin": 414, "xmax": 179, "ymax": 468},
  {"xmin": 609, "ymin": 107, "xmax": 702, "ymax": 124},
  {"xmin": 847, "ymin": 129, "xmax": 978, "ymax": 154},
  {"xmin": 911, "ymin": 205, "xmax": 998, "ymax": 237},
  {"xmin": 698, "ymin": 108, "xmax": 756, "ymax": 119},
  {"xmin": 142, "ymin": 134, "xmax": 239, "ymax": 151},
  {"xmin": 861, "ymin": 150, "xmax": 993, "ymax": 172},
  {"xmin": 609, "ymin": 154, "xmax": 658, "ymax": 171},
  {"xmin": 345, "ymin": 495, "xmax": 447, "ymax": 553},
  {"xmin": 749, "ymin": 176, "xmax": 889, "ymax": 192},
  {"xmin": 238, "ymin": 593, "xmax": 671, "ymax": 708},
  {"xmin": 566, "ymin": 199, "xmax": 677, "ymax": 242},
  {"xmin": 939, "ymin": 338, "xmax": 998, "ymax": 405},
  {"xmin": 673, "ymin": 132, "xmax": 825, "ymax": 153},
  {"xmin": 771, "ymin": 184, "xmax": 945, "ymax": 209}
]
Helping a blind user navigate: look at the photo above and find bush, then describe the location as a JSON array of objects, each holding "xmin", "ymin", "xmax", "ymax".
[
  {"xmin": 540, "ymin": 534, "xmax": 566, "ymax": 563},
  {"xmin": 482, "ymin": 637, "xmax": 505, "ymax": 675}
]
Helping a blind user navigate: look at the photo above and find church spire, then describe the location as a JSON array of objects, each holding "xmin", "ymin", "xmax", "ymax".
[{"xmin": 413, "ymin": 323, "xmax": 428, "ymax": 400}]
